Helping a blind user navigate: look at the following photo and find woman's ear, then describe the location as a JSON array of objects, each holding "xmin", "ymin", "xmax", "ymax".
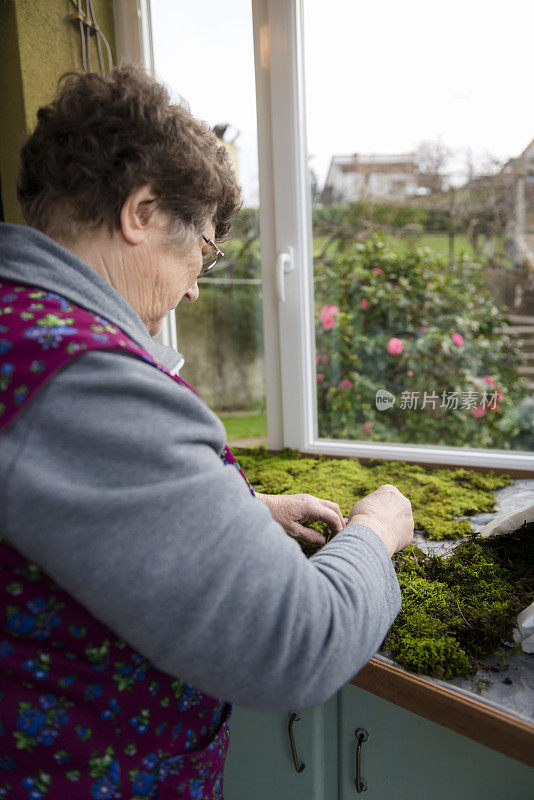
[{"xmin": 120, "ymin": 185, "xmax": 157, "ymax": 245}]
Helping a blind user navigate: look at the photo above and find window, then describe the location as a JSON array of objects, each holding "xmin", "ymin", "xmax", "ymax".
[
  {"xmin": 149, "ymin": 0, "xmax": 266, "ymax": 441},
  {"xmin": 119, "ymin": 0, "xmax": 534, "ymax": 468},
  {"xmin": 254, "ymin": 0, "xmax": 534, "ymax": 469}
]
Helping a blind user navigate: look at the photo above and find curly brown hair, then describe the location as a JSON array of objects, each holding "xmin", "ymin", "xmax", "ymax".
[{"xmin": 17, "ymin": 65, "xmax": 242, "ymax": 242}]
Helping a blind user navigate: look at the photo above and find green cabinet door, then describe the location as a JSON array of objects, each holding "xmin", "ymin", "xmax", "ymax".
[
  {"xmin": 224, "ymin": 697, "xmax": 339, "ymax": 800},
  {"xmin": 339, "ymin": 685, "xmax": 534, "ymax": 800}
]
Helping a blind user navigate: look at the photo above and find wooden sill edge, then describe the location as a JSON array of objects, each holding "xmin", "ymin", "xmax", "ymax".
[{"xmin": 350, "ymin": 656, "xmax": 534, "ymax": 768}]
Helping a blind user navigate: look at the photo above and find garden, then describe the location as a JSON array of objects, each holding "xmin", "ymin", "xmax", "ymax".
[
  {"xmin": 314, "ymin": 233, "xmax": 530, "ymax": 449},
  {"xmin": 176, "ymin": 203, "xmax": 534, "ymax": 451}
]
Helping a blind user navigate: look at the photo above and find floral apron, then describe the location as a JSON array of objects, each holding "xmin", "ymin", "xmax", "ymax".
[{"xmin": 0, "ymin": 280, "xmax": 254, "ymax": 800}]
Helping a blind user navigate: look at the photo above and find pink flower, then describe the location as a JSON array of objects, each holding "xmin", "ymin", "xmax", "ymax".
[
  {"xmin": 406, "ymin": 370, "xmax": 413, "ymax": 377},
  {"xmin": 319, "ymin": 304, "xmax": 340, "ymax": 320},
  {"xmin": 471, "ymin": 405, "xmax": 486, "ymax": 418},
  {"xmin": 451, "ymin": 332, "xmax": 464, "ymax": 347},
  {"xmin": 338, "ymin": 378, "xmax": 353, "ymax": 389},
  {"xmin": 322, "ymin": 316, "xmax": 336, "ymax": 330},
  {"xmin": 387, "ymin": 337, "xmax": 404, "ymax": 356},
  {"xmin": 418, "ymin": 326, "xmax": 428, "ymax": 334},
  {"xmin": 361, "ymin": 298, "xmax": 369, "ymax": 311},
  {"xmin": 363, "ymin": 422, "xmax": 371, "ymax": 434},
  {"xmin": 315, "ymin": 356, "xmax": 320, "ymax": 366},
  {"xmin": 484, "ymin": 375, "xmax": 496, "ymax": 386},
  {"xmin": 319, "ymin": 304, "xmax": 339, "ymax": 330},
  {"xmin": 372, "ymin": 267, "xmax": 384, "ymax": 275},
  {"xmin": 316, "ymin": 373, "xmax": 324, "ymax": 383},
  {"xmin": 322, "ymin": 355, "xmax": 329, "ymax": 364}
]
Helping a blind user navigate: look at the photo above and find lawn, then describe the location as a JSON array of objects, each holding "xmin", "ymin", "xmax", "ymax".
[
  {"xmin": 313, "ymin": 233, "xmax": 505, "ymax": 260},
  {"xmin": 219, "ymin": 411, "xmax": 268, "ymax": 441}
]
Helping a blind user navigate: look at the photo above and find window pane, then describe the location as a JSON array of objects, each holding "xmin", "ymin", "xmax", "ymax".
[
  {"xmin": 304, "ymin": 0, "xmax": 533, "ymax": 452},
  {"xmin": 150, "ymin": 0, "xmax": 266, "ymax": 445}
]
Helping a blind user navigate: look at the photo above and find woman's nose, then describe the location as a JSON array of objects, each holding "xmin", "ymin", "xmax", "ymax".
[{"xmin": 184, "ymin": 282, "xmax": 199, "ymax": 302}]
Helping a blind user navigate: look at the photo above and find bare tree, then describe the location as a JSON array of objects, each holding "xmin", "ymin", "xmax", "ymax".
[
  {"xmin": 415, "ymin": 140, "xmax": 452, "ymax": 194},
  {"xmin": 452, "ymin": 171, "xmax": 511, "ymax": 263}
]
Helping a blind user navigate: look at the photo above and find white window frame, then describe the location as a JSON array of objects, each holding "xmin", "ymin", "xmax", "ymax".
[
  {"xmin": 113, "ymin": 0, "xmax": 177, "ymax": 352},
  {"xmin": 119, "ymin": 0, "xmax": 533, "ymax": 470},
  {"xmin": 252, "ymin": 0, "xmax": 533, "ymax": 470}
]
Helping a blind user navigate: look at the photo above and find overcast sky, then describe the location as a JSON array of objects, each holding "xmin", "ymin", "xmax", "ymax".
[{"xmin": 151, "ymin": 0, "xmax": 533, "ymax": 205}]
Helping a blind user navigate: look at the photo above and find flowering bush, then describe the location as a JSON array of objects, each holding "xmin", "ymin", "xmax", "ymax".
[{"xmin": 314, "ymin": 235, "xmax": 530, "ymax": 448}]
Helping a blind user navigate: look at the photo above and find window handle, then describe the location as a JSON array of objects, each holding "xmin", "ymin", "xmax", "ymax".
[{"xmin": 276, "ymin": 247, "xmax": 294, "ymax": 302}]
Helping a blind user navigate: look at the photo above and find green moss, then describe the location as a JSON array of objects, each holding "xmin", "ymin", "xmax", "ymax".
[
  {"xmin": 234, "ymin": 447, "xmax": 532, "ymax": 679},
  {"xmin": 234, "ymin": 448, "xmax": 510, "ymax": 540},
  {"xmin": 383, "ymin": 526, "xmax": 534, "ymax": 678}
]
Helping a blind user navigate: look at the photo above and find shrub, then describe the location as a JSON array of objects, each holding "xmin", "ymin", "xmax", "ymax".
[
  {"xmin": 314, "ymin": 234, "xmax": 530, "ymax": 448},
  {"xmin": 313, "ymin": 201, "xmax": 450, "ymax": 236}
]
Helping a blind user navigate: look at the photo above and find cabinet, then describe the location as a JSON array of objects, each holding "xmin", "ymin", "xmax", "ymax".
[
  {"xmin": 224, "ymin": 697, "xmax": 339, "ymax": 800},
  {"xmin": 224, "ymin": 684, "xmax": 534, "ymax": 800},
  {"xmin": 339, "ymin": 685, "xmax": 533, "ymax": 799}
]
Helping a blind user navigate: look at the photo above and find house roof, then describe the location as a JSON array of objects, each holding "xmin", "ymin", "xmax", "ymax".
[{"xmin": 324, "ymin": 152, "xmax": 417, "ymax": 187}]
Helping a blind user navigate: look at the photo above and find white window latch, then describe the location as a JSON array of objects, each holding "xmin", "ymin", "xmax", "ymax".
[{"xmin": 276, "ymin": 247, "xmax": 295, "ymax": 303}]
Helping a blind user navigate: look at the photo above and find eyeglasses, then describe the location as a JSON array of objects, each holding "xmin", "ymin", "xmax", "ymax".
[{"xmin": 200, "ymin": 233, "xmax": 224, "ymax": 275}]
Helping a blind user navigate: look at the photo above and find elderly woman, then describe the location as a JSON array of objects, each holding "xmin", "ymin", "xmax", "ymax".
[{"xmin": 0, "ymin": 67, "xmax": 413, "ymax": 799}]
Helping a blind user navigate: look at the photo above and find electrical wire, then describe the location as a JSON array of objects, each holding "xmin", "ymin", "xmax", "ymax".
[
  {"xmin": 72, "ymin": 0, "xmax": 87, "ymax": 69},
  {"xmin": 87, "ymin": 0, "xmax": 103, "ymax": 75},
  {"xmin": 68, "ymin": 0, "xmax": 113, "ymax": 75}
]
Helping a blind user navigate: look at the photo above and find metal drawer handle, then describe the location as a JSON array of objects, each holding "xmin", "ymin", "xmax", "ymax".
[
  {"xmin": 288, "ymin": 712, "xmax": 306, "ymax": 773},
  {"xmin": 355, "ymin": 727, "xmax": 369, "ymax": 793}
]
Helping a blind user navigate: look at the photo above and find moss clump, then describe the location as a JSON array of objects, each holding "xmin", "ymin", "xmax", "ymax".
[
  {"xmin": 384, "ymin": 523, "xmax": 534, "ymax": 678},
  {"xmin": 234, "ymin": 447, "xmax": 532, "ymax": 679},
  {"xmin": 234, "ymin": 447, "xmax": 510, "ymax": 540}
]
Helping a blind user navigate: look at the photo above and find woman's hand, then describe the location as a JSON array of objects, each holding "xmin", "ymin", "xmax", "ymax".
[
  {"xmin": 347, "ymin": 484, "xmax": 414, "ymax": 557},
  {"xmin": 256, "ymin": 493, "xmax": 345, "ymax": 544}
]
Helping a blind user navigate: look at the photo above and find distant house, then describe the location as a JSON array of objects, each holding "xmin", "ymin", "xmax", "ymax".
[
  {"xmin": 322, "ymin": 153, "xmax": 424, "ymax": 204},
  {"xmin": 503, "ymin": 139, "xmax": 534, "ymax": 272},
  {"xmin": 504, "ymin": 139, "xmax": 534, "ymax": 174}
]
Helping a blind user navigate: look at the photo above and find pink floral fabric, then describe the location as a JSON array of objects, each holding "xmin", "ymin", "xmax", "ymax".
[{"xmin": 0, "ymin": 280, "xmax": 254, "ymax": 799}]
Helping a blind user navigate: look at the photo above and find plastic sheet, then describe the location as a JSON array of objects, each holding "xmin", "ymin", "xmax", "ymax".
[{"xmin": 514, "ymin": 602, "xmax": 534, "ymax": 654}]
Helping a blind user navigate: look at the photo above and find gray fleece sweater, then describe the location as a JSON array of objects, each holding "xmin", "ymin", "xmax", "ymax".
[{"xmin": 0, "ymin": 222, "xmax": 401, "ymax": 711}]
